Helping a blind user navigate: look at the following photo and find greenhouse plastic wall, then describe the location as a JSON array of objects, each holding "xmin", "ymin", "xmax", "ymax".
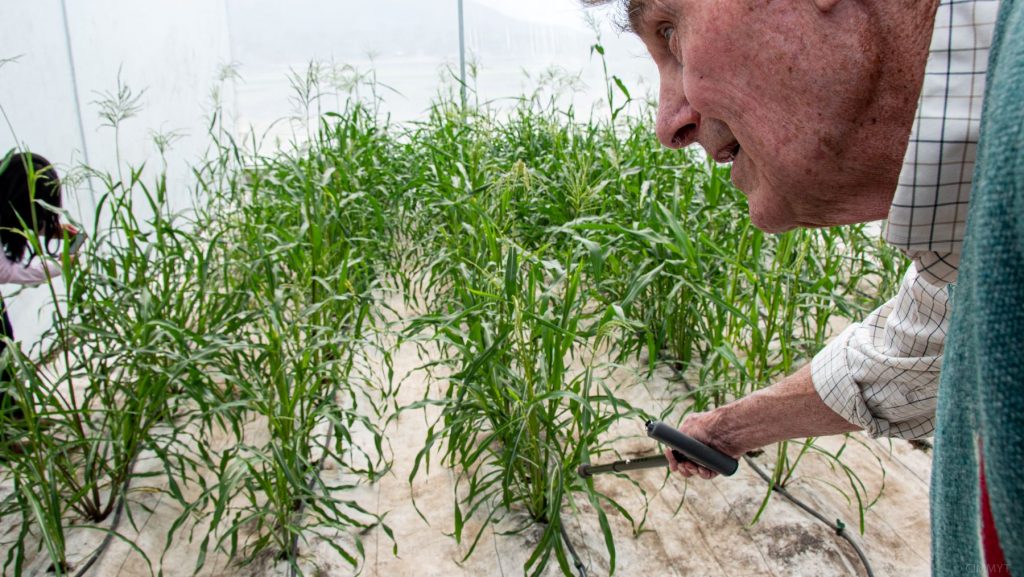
[
  {"xmin": 0, "ymin": 0, "xmax": 234, "ymax": 348},
  {"xmin": 0, "ymin": 0, "xmax": 654, "ymax": 348}
]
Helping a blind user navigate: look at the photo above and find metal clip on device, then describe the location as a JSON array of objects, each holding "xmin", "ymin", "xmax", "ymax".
[{"xmin": 577, "ymin": 420, "xmax": 739, "ymax": 478}]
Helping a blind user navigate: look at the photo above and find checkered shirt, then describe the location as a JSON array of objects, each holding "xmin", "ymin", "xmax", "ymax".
[{"xmin": 811, "ymin": 0, "xmax": 1001, "ymax": 439}]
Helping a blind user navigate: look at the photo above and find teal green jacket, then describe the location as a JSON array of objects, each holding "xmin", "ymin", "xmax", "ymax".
[{"xmin": 932, "ymin": 0, "xmax": 1024, "ymax": 575}]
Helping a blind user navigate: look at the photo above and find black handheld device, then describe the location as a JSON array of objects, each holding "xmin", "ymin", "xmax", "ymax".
[{"xmin": 645, "ymin": 420, "xmax": 739, "ymax": 477}]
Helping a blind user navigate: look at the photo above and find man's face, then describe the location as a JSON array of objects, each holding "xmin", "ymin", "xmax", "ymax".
[{"xmin": 633, "ymin": 0, "xmax": 920, "ymax": 232}]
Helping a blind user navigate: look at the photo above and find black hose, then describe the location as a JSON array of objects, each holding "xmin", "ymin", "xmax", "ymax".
[
  {"xmin": 72, "ymin": 455, "xmax": 137, "ymax": 577},
  {"xmin": 668, "ymin": 363, "xmax": 876, "ymax": 577},
  {"xmin": 742, "ymin": 455, "xmax": 875, "ymax": 577},
  {"xmin": 75, "ymin": 409, "xmax": 337, "ymax": 577},
  {"xmin": 289, "ymin": 415, "xmax": 338, "ymax": 577},
  {"xmin": 559, "ymin": 521, "xmax": 588, "ymax": 577}
]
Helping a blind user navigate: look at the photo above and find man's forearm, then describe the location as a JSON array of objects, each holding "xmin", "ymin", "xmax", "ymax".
[{"xmin": 685, "ymin": 364, "xmax": 863, "ymax": 458}]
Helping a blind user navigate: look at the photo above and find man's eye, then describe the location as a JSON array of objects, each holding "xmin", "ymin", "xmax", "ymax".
[{"xmin": 659, "ymin": 25, "xmax": 675, "ymax": 42}]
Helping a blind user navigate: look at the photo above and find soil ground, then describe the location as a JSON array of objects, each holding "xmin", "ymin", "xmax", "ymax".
[{"xmin": 1, "ymin": 294, "xmax": 933, "ymax": 577}]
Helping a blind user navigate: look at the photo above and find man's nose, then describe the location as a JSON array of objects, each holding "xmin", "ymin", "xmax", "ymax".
[{"xmin": 656, "ymin": 81, "xmax": 700, "ymax": 150}]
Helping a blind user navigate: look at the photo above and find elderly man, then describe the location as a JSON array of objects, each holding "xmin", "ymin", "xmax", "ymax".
[{"xmin": 584, "ymin": 0, "xmax": 1022, "ymax": 575}]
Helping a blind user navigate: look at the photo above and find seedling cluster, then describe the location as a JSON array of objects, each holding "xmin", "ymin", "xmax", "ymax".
[{"xmin": 0, "ymin": 67, "xmax": 902, "ymax": 576}]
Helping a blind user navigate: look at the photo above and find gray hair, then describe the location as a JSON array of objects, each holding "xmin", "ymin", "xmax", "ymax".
[{"xmin": 579, "ymin": 0, "xmax": 645, "ymax": 33}]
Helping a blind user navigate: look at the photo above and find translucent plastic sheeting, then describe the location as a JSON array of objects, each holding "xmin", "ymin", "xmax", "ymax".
[
  {"xmin": 0, "ymin": 0, "xmax": 233, "ymax": 346},
  {"xmin": 229, "ymin": 0, "xmax": 657, "ymax": 139},
  {"xmin": 0, "ymin": 0, "xmax": 656, "ymax": 345}
]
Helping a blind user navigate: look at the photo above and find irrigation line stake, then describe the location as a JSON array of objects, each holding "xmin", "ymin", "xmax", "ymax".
[
  {"xmin": 59, "ymin": 0, "xmax": 98, "ymax": 211},
  {"xmin": 457, "ymin": 0, "xmax": 467, "ymax": 108}
]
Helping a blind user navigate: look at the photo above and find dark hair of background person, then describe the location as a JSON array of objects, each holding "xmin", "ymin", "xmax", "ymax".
[{"xmin": 0, "ymin": 152, "xmax": 64, "ymax": 263}]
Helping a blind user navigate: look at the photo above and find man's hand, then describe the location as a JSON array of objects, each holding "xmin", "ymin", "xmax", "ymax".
[
  {"xmin": 664, "ymin": 410, "xmax": 745, "ymax": 480},
  {"xmin": 665, "ymin": 364, "xmax": 863, "ymax": 480}
]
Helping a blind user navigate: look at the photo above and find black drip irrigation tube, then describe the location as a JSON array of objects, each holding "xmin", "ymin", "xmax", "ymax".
[
  {"xmin": 146, "ymin": 377, "xmax": 871, "ymax": 577},
  {"xmin": 288, "ymin": 416, "xmax": 338, "ymax": 577},
  {"xmin": 71, "ymin": 420, "xmax": 338, "ymax": 577},
  {"xmin": 72, "ymin": 455, "xmax": 137, "ymax": 577},
  {"xmin": 561, "ymin": 361, "xmax": 877, "ymax": 577},
  {"xmin": 666, "ymin": 362, "xmax": 876, "ymax": 577},
  {"xmin": 742, "ymin": 455, "xmax": 875, "ymax": 577},
  {"xmin": 559, "ymin": 521, "xmax": 589, "ymax": 577}
]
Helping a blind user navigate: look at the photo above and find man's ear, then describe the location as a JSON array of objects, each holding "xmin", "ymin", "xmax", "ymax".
[{"xmin": 811, "ymin": 0, "xmax": 841, "ymax": 12}]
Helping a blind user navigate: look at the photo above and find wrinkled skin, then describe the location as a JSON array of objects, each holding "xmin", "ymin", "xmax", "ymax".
[
  {"xmin": 633, "ymin": 0, "xmax": 937, "ymax": 232},
  {"xmin": 621, "ymin": 0, "xmax": 941, "ymax": 479}
]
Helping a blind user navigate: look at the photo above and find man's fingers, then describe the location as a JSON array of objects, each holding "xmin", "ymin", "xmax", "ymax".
[
  {"xmin": 665, "ymin": 448, "xmax": 718, "ymax": 480},
  {"xmin": 665, "ymin": 449, "xmax": 695, "ymax": 477},
  {"xmin": 668, "ymin": 449, "xmax": 700, "ymax": 478},
  {"xmin": 682, "ymin": 461, "xmax": 701, "ymax": 477},
  {"xmin": 664, "ymin": 448, "xmax": 679, "ymax": 472}
]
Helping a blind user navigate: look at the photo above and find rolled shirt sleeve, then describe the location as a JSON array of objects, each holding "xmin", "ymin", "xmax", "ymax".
[
  {"xmin": 843, "ymin": 0, "xmax": 999, "ymax": 440},
  {"xmin": 811, "ymin": 264, "xmax": 949, "ymax": 439}
]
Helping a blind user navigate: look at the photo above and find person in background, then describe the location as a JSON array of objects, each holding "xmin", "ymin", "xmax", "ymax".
[
  {"xmin": 0, "ymin": 151, "xmax": 77, "ymax": 420},
  {"xmin": 581, "ymin": 0, "xmax": 1021, "ymax": 574}
]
